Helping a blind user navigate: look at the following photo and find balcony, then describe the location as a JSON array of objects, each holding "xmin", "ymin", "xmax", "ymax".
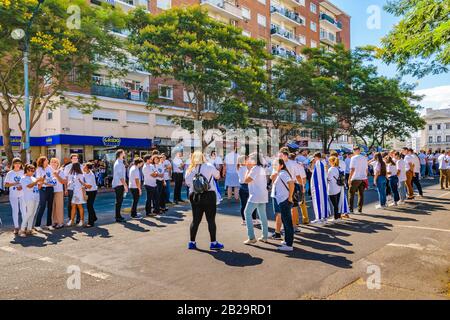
[
  {"xmin": 95, "ymin": 55, "xmax": 150, "ymax": 76},
  {"xmin": 271, "ymin": 24, "xmax": 303, "ymax": 47},
  {"xmin": 200, "ymin": 0, "xmax": 243, "ymax": 21},
  {"xmin": 91, "ymin": 0, "xmax": 149, "ymax": 12},
  {"xmin": 91, "ymin": 84, "xmax": 149, "ymax": 102},
  {"xmin": 286, "ymin": 0, "xmax": 305, "ymax": 7},
  {"xmin": 320, "ymin": 12, "xmax": 342, "ymax": 31},
  {"xmin": 320, "ymin": 29, "xmax": 337, "ymax": 46},
  {"xmin": 270, "ymin": 6, "xmax": 304, "ymax": 27},
  {"xmin": 272, "ymin": 45, "xmax": 303, "ymax": 63}
]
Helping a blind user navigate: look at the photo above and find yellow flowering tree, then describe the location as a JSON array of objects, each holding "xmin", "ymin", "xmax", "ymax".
[{"xmin": 0, "ymin": 0, "xmax": 128, "ymax": 162}]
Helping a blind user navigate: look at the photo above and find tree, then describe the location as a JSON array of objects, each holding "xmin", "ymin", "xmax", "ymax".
[
  {"xmin": 127, "ymin": 6, "xmax": 268, "ymax": 148},
  {"xmin": 0, "ymin": 0, "xmax": 128, "ymax": 163},
  {"xmin": 380, "ymin": 0, "xmax": 450, "ymax": 77}
]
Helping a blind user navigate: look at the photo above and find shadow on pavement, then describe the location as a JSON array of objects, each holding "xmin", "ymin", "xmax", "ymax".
[
  {"xmin": 359, "ymin": 212, "xmax": 418, "ymax": 222},
  {"xmin": 196, "ymin": 249, "xmax": 264, "ymax": 267}
]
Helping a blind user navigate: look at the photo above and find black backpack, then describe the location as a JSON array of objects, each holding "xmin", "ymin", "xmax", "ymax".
[
  {"xmin": 335, "ymin": 169, "xmax": 346, "ymax": 187},
  {"xmin": 192, "ymin": 164, "xmax": 212, "ymax": 194}
]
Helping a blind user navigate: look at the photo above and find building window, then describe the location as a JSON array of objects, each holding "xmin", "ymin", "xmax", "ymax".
[
  {"xmin": 310, "ymin": 3, "xmax": 317, "ymax": 13},
  {"xmin": 446, "ymin": 135, "xmax": 450, "ymax": 142},
  {"xmin": 157, "ymin": 0, "xmax": 171, "ymax": 10},
  {"xmin": 437, "ymin": 136, "xmax": 442, "ymax": 143},
  {"xmin": 155, "ymin": 115, "xmax": 173, "ymax": 126},
  {"xmin": 68, "ymin": 108, "xmax": 83, "ymax": 120},
  {"xmin": 446, "ymin": 123, "xmax": 450, "ymax": 130},
  {"xmin": 429, "ymin": 124, "xmax": 433, "ymax": 130},
  {"xmin": 437, "ymin": 124, "xmax": 441, "ymax": 130},
  {"xmin": 242, "ymin": 7, "xmax": 251, "ymax": 20},
  {"xmin": 158, "ymin": 85, "xmax": 173, "ymax": 100},
  {"xmin": 310, "ymin": 21, "xmax": 317, "ymax": 32},
  {"xmin": 257, "ymin": 0, "xmax": 266, "ymax": 4},
  {"xmin": 92, "ymin": 109, "xmax": 119, "ymax": 122},
  {"xmin": 126, "ymin": 111, "xmax": 148, "ymax": 124},
  {"xmin": 311, "ymin": 40, "xmax": 317, "ymax": 48},
  {"xmin": 183, "ymin": 90, "xmax": 197, "ymax": 104},
  {"xmin": 47, "ymin": 110, "xmax": 53, "ymax": 120},
  {"xmin": 429, "ymin": 136, "xmax": 433, "ymax": 143},
  {"xmin": 257, "ymin": 14, "xmax": 266, "ymax": 27},
  {"xmin": 242, "ymin": 30, "xmax": 251, "ymax": 37}
]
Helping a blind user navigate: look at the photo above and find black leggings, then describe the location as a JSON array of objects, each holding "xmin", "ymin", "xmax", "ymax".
[
  {"xmin": 86, "ymin": 190, "xmax": 97, "ymax": 225},
  {"xmin": 114, "ymin": 186, "xmax": 124, "ymax": 219},
  {"xmin": 130, "ymin": 188, "xmax": 140, "ymax": 216},
  {"xmin": 189, "ymin": 191, "xmax": 217, "ymax": 242},
  {"xmin": 238, "ymin": 184, "xmax": 256, "ymax": 221},
  {"xmin": 329, "ymin": 192, "xmax": 341, "ymax": 220}
]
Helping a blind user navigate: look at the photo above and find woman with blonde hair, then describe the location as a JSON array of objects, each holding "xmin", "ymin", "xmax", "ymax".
[
  {"xmin": 327, "ymin": 156, "xmax": 342, "ymax": 221},
  {"xmin": 50, "ymin": 158, "xmax": 66, "ymax": 229},
  {"xmin": 185, "ymin": 150, "xmax": 223, "ymax": 250}
]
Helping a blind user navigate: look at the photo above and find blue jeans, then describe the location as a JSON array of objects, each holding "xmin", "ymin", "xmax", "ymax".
[
  {"xmin": 420, "ymin": 164, "xmax": 426, "ymax": 178},
  {"xmin": 244, "ymin": 202, "xmax": 268, "ymax": 240},
  {"xmin": 427, "ymin": 163, "xmax": 434, "ymax": 176},
  {"xmin": 279, "ymin": 200, "xmax": 294, "ymax": 247},
  {"xmin": 165, "ymin": 180, "xmax": 171, "ymax": 202},
  {"xmin": 376, "ymin": 176, "xmax": 387, "ymax": 206},
  {"xmin": 388, "ymin": 175, "xmax": 400, "ymax": 203}
]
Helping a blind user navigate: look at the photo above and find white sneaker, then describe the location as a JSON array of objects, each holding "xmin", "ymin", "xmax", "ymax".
[
  {"xmin": 244, "ymin": 238, "xmax": 257, "ymax": 245},
  {"xmin": 77, "ymin": 221, "xmax": 84, "ymax": 227},
  {"xmin": 277, "ymin": 244, "xmax": 293, "ymax": 252},
  {"xmin": 66, "ymin": 221, "xmax": 73, "ymax": 227},
  {"xmin": 375, "ymin": 204, "xmax": 382, "ymax": 209},
  {"xmin": 398, "ymin": 200, "xmax": 405, "ymax": 205},
  {"xmin": 257, "ymin": 236, "xmax": 268, "ymax": 243},
  {"xmin": 35, "ymin": 226, "xmax": 43, "ymax": 231}
]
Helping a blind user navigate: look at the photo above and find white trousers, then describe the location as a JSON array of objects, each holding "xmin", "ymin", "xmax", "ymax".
[
  {"xmin": 22, "ymin": 200, "xmax": 39, "ymax": 231},
  {"xmin": 9, "ymin": 196, "xmax": 26, "ymax": 229}
]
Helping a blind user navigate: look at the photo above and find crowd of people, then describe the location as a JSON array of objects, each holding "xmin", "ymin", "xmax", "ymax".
[{"xmin": 2, "ymin": 145, "xmax": 449, "ymax": 252}]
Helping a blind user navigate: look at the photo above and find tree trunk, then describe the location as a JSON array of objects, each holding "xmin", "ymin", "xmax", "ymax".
[{"xmin": 1, "ymin": 111, "xmax": 14, "ymax": 164}]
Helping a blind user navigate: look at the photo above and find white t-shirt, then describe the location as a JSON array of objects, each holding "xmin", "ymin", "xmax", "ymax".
[
  {"xmin": 185, "ymin": 163, "xmax": 220, "ymax": 193},
  {"xmin": 427, "ymin": 154, "xmax": 434, "ymax": 165},
  {"xmin": 142, "ymin": 163, "xmax": 157, "ymax": 187},
  {"xmin": 128, "ymin": 165, "xmax": 141, "ymax": 189},
  {"xmin": 438, "ymin": 154, "xmax": 448, "ymax": 170},
  {"xmin": 162, "ymin": 160, "xmax": 171, "ymax": 180},
  {"xmin": 327, "ymin": 167, "xmax": 341, "ymax": 196},
  {"xmin": 349, "ymin": 155, "xmax": 368, "ymax": 181},
  {"xmin": 404, "ymin": 154, "xmax": 414, "ymax": 172},
  {"xmin": 386, "ymin": 164, "xmax": 397, "ymax": 177},
  {"xmin": 373, "ymin": 161, "xmax": 383, "ymax": 175},
  {"xmin": 224, "ymin": 152, "xmax": 239, "ymax": 173},
  {"xmin": 396, "ymin": 159, "xmax": 407, "ymax": 182},
  {"xmin": 344, "ymin": 157, "xmax": 351, "ymax": 174},
  {"xmin": 172, "ymin": 157, "xmax": 184, "ymax": 173},
  {"xmin": 20, "ymin": 175, "xmax": 39, "ymax": 202},
  {"xmin": 155, "ymin": 163, "xmax": 165, "ymax": 181},
  {"xmin": 286, "ymin": 159, "xmax": 306, "ymax": 184},
  {"xmin": 418, "ymin": 153, "xmax": 427, "ymax": 165},
  {"xmin": 83, "ymin": 171, "xmax": 98, "ymax": 192},
  {"xmin": 271, "ymin": 170, "xmax": 292, "ymax": 204},
  {"xmin": 412, "ymin": 155, "xmax": 421, "ymax": 173},
  {"xmin": 52, "ymin": 169, "xmax": 66, "ymax": 193},
  {"xmin": 36, "ymin": 166, "xmax": 57, "ymax": 187},
  {"xmin": 237, "ymin": 166, "xmax": 247, "ymax": 184},
  {"xmin": 5, "ymin": 170, "xmax": 24, "ymax": 198},
  {"xmin": 247, "ymin": 166, "xmax": 268, "ymax": 203},
  {"xmin": 64, "ymin": 163, "xmax": 84, "ymax": 190}
]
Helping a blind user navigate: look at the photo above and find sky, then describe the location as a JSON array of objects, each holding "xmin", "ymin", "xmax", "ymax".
[{"xmin": 331, "ymin": 0, "xmax": 450, "ymax": 111}]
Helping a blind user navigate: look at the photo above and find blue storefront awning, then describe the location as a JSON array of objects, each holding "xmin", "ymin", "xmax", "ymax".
[{"xmin": 0, "ymin": 135, "xmax": 152, "ymax": 148}]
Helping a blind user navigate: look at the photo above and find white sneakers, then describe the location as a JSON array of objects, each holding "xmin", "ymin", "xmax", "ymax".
[
  {"xmin": 244, "ymin": 238, "xmax": 257, "ymax": 245},
  {"xmin": 277, "ymin": 244, "xmax": 293, "ymax": 252}
]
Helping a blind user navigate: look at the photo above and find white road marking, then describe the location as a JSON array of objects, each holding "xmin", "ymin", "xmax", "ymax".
[
  {"xmin": 38, "ymin": 257, "xmax": 55, "ymax": 263},
  {"xmin": 394, "ymin": 225, "xmax": 450, "ymax": 233},
  {"xmin": 83, "ymin": 270, "xmax": 110, "ymax": 280},
  {"xmin": 437, "ymin": 191, "xmax": 450, "ymax": 198},
  {"xmin": 0, "ymin": 246, "xmax": 17, "ymax": 253},
  {"xmin": 387, "ymin": 243, "xmax": 425, "ymax": 251}
]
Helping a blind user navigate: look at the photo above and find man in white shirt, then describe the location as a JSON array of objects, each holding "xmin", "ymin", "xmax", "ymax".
[
  {"xmin": 129, "ymin": 158, "xmax": 144, "ymax": 219},
  {"xmin": 438, "ymin": 150, "xmax": 449, "ymax": 189},
  {"xmin": 172, "ymin": 151, "xmax": 185, "ymax": 204},
  {"xmin": 348, "ymin": 146, "xmax": 368, "ymax": 213},
  {"xmin": 112, "ymin": 149, "xmax": 128, "ymax": 222},
  {"xmin": 404, "ymin": 148, "xmax": 423, "ymax": 198},
  {"xmin": 418, "ymin": 150, "xmax": 427, "ymax": 178}
]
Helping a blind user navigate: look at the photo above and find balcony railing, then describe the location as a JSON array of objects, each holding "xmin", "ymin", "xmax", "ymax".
[
  {"xmin": 272, "ymin": 45, "xmax": 303, "ymax": 63},
  {"xmin": 91, "ymin": 84, "xmax": 149, "ymax": 102},
  {"xmin": 320, "ymin": 30, "xmax": 336, "ymax": 43},
  {"xmin": 271, "ymin": 24, "xmax": 302, "ymax": 45},
  {"xmin": 200, "ymin": 0, "xmax": 242, "ymax": 20},
  {"xmin": 270, "ymin": 5, "xmax": 304, "ymax": 26},
  {"xmin": 320, "ymin": 13, "xmax": 342, "ymax": 29}
]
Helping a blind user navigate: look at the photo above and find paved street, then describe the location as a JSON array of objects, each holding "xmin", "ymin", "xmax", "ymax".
[{"xmin": 0, "ymin": 179, "xmax": 449, "ymax": 300}]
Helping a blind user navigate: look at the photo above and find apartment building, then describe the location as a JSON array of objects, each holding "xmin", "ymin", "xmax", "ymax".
[
  {"xmin": 0, "ymin": 0, "xmax": 351, "ymax": 162},
  {"xmin": 419, "ymin": 108, "xmax": 450, "ymax": 151}
]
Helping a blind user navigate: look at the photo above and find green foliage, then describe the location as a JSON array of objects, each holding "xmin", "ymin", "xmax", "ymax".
[
  {"xmin": 380, "ymin": 0, "xmax": 450, "ymax": 77},
  {"xmin": 128, "ymin": 6, "xmax": 268, "ymax": 134}
]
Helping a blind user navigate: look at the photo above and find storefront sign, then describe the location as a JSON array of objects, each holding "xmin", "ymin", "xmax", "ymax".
[{"xmin": 102, "ymin": 136, "xmax": 121, "ymax": 147}]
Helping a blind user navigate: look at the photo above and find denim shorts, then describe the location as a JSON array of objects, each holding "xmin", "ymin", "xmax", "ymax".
[{"xmin": 272, "ymin": 197, "xmax": 280, "ymax": 213}]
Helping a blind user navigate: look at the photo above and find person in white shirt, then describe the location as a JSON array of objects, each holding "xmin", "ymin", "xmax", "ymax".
[
  {"xmin": 18, "ymin": 164, "xmax": 42, "ymax": 237},
  {"xmin": 143, "ymin": 154, "xmax": 160, "ymax": 216},
  {"xmin": 418, "ymin": 150, "xmax": 427, "ymax": 178},
  {"xmin": 172, "ymin": 151, "xmax": 185, "ymax": 203},
  {"xmin": 63, "ymin": 154, "xmax": 83, "ymax": 223},
  {"xmin": 348, "ymin": 147, "xmax": 368, "ymax": 213},
  {"xmin": 385, "ymin": 155, "xmax": 400, "ymax": 206},
  {"xmin": 4, "ymin": 158, "xmax": 26, "ymax": 234},
  {"xmin": 35, "ymin": 156, "xmax": 56, "ymax": 228},
  {"xmin": 112, "ymin": 149, "xmax": 128, "ymax": 223},
  {"xmin": 224, "ymin": 148, "xmax": 240, "ymax": 201},
  {"xmin": 66, "ymin": 162, "xmax": 87, "ymax": 227},
  {"xmin": 426, "ymin": 151, "xmax": 435, "ymax": 178},
  {"xmin": 185, "ymin": 151, "xmax": 223, "ymax": 250},
  {"xmin": 49, "ymin": 158, "xmax": 67, "ymax": 229},
  {"xmin": 161, "ymin": 153, "xmax": 172, "ymax": 204},
  {"xmin": 242, "ymin": 153, "xmax": 269, "ymax": 244},
  {"xmin": 237, "ymin": 155, "xmax": 257, "ymax": 225},
  {"xmin": 83, "ymin": 162, "xmax": 99, "ymax": 227},
  {"xmin": 155, "ymin": 155, "xmax": 167, "ymax": 212},
  {"xmin": 437, "ymin": 150, "xmax": 449, "ymax": 189},
  {"xmin": 271, "ymin": 158, "xmax": 295, "ymax": 252},
  {"xmin": 403, "ymin": 148, "xmax": 423, "ymax": 198},
  {"xmin": 128, "ymin": 158, "xmax": 144, "ymax": 219},
  {"xmin": 327, "ymin": 156, "xmax": 342, "ymax": 221},
  {"xmin": 394, "ymin": 152, "xmax": 407, "ymax": 204}
]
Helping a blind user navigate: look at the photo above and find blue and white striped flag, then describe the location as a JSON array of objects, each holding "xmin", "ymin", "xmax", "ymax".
[{"xmin": 311, "ymin": 160, "xmax": 330, "ymax": 221}]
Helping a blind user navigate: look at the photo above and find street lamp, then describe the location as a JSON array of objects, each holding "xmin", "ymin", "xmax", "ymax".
[{"xmin": 12, "ymin": 0, "xmax": 45, "ymax": 164}]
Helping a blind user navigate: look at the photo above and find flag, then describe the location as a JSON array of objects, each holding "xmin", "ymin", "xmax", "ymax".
[{"xmin": 311, "ymin": 160, "xmax": 330, "ymax": 221}]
